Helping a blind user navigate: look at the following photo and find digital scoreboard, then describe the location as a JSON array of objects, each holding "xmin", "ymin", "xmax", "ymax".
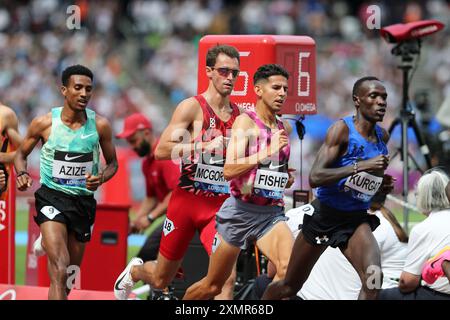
[{"xmin": 198, "ymin": 35, "xmax": 317, "ymax": 115}]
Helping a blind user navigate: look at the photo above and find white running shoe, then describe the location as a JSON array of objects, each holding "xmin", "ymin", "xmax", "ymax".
[
  {"xmin": 114, "ymin": 257, "xmax": 143, "ymax": 300},
  {"xmin": 32, "ymin": 233, "xmax": 45, "ymax": 257}
]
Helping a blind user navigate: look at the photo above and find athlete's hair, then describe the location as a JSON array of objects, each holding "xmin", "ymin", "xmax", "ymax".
[
  {"xmin": 61, "ymin": 65, "xmax": 94, "ymax": 86},
  {"xmin": 352, "ymin": 76, "xmax": 380, "ymax": 97},
  {"xmin": 253, "ymin": 64, "xmax": 289, "ymax": 85},
  {"xmin": 416, "ymin": 168, "xmax": 450, "ymax": 214},
  {"xmin": 206, "ymin": 45, "xmax": 240, "ymax": 67}
]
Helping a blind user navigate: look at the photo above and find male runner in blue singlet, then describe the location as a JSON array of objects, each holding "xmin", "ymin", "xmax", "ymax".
[{"xmin": 263, "ymin": 76, "xmax": 395, "ymax": 300}]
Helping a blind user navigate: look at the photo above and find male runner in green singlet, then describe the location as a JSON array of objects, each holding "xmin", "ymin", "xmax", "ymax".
[{"xmin": 14, "ymin": 65, "xmax": 118, "ymax": 300}]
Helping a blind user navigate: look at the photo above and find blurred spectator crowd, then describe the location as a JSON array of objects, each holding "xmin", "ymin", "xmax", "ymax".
[{"xmin": 0, "ymin": 0, "xmax": 449, "ymax": 193}]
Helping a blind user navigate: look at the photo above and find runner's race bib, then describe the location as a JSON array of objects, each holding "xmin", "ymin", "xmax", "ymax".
[
  {"xmin": 52, "ymin": 150, "xmax": 93, "ymax": 187},
  {"xmin": 253, "ymin": 169, "xmax": 289, "ymax": 199},
  {"xmin": 194, "ymin": 163, "xmax": 229, "ymax": 194},
  {"xmin": 344, "ymin": 171, "xmax": 383, "ymax": 202}
]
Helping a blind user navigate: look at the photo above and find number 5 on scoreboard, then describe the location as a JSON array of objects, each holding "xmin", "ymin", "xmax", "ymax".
[{"xmin": 231, "ymin": 51, "xmax": 250, "ymax": 97}]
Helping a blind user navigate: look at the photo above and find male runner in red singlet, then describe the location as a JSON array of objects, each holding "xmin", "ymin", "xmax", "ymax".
[{"xmin": 114, "ymin": 45, "xmax": 241, "ymax": 300}]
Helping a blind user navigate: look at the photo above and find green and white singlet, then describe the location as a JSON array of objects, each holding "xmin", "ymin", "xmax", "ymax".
[{"xmin": 40, "ymin": 107, "xmax": 100, "ymax": 196}]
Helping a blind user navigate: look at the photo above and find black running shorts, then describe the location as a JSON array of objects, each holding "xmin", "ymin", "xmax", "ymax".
[
  {"xmin": 301, "ymin": 198, "xmax": 380, "ymax": 249},
  {"xmin": 34, "ymin": 185, "xmax": 97, "ymax": 242}
]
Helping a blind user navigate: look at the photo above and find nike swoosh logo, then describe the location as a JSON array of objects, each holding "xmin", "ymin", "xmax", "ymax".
[
  {"xmin": 114, "ymin": 272, "xmax": 127, "ymax": 291},
  {"xmin": 64, "ymin": 154, "xmax": 84, "ymax": 161},
  {"xmin": 209, "ymin": 158, "xmax": 225, "ymax": 165},
  {"xmin": 268, "ymin": 162, "xmax": 285, "ymax": 170},
  {"xmin": 431, "ymin": 257, "xmax": 445, "ymax": 268},
  {"xmin": 81, "ymin": 133, "xmax": 95, "ymax": 139}
]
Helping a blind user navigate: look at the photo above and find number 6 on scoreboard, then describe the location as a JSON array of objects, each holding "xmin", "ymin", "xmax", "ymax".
[{"xmin": 298, "ymin": 51, "xmax": 311, "ymax": 97}]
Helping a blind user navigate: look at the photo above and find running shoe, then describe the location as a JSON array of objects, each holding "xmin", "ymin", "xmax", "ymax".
[{"xmin": 114, "ymin": 257, "xmax": 143, "ymax": 300}]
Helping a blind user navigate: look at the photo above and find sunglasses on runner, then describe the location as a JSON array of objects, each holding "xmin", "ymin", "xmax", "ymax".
[{"xmin": 211, "ymin": 67, "xmax": 240, "ymax": 78}]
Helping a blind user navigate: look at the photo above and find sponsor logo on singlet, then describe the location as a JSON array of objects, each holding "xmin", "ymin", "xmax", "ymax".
[
  {"xmin": 209, "ymin": 118, "xmax": 216, "ymax": 129},
  {"xmin": 253, "ymin": 169, "xmax": 289, "ymax": 200},
  {"xmin": 52, "ymin": 150, "xmax": 93, "ymax": 187},
  {"xmin": 344, "ymin": 171, "xmax": 383, "ymax": 202}
]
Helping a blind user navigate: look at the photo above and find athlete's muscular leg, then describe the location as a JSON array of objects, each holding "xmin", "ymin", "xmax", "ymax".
[
  {"xmin": 341, "ymin": 223, "xmax": 382, "ymax": 300},
  {"xmin": 214, "ymin": 263, "xmax": 237, "ymax": 300},
  {"xmin": 136, "ymin": 188, "xmax": 196, "ymax": 290},
  {"xmin": 66, "ymin": 231, "xmax": 87, "ymax": 295},
  {"xmin": 256, "ymin": 222, "xmax": 294, "ymax": 281},
  {"xmin": 183, "ymin": 237, "xmax": 241, "ymax": 300},
  {"xmin": 199, "ymin": 211, "xmax": 237, "ymax": 300},
  {"xmin": 131, "ymin": 254, "xmax": 182, "ymax": 290},
  {"xmin": 40, "ymin": 221, "xmax": 70, "ymax": 300},
  {"xmin": 261, "ymin": 231, "xmax": 326, "ymax": 300}
]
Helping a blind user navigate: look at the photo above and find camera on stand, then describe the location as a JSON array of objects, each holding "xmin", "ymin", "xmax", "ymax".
[{"xmin": 380, "ymin": 19, "xmax": 444, "ymax": 232}]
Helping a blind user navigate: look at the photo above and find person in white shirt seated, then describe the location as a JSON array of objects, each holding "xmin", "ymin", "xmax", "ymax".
[
  {"xmin": 252, "ymin": 194, "xmax": 408, "ymax": 300},
  {"xmin": 378, "ymin": 169, "xmax": 450, "ymax": 300}
]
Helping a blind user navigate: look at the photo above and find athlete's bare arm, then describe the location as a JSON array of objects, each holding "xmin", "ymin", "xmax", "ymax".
[
  {"xmin": 224, "ymin": 114, "xmax": 288, "ymax": 180},
  {"xmin": 14, "ymin": 114, "xmax": 52, "ymax": 191},
  {"xmin": 155, "ymin": 98, "xmax": 202, "ymax": 161},
  {"xmin": 224, "ymin": 114, "xmax": 253, "ymax": 180},
  {"xmin": 0, "ymin": 105, "xmax": 23, "ymax": 163},
  {"xmin": 309, "ymin": 121, "xmax": 350, "ymax": 187},
  {"xmin": 309, "ymin": 120, "xmax": 389, "ymax": 187},
  {"xmin": 90, "ymin": 115, "xmax": 118, "ymax": 191}
]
